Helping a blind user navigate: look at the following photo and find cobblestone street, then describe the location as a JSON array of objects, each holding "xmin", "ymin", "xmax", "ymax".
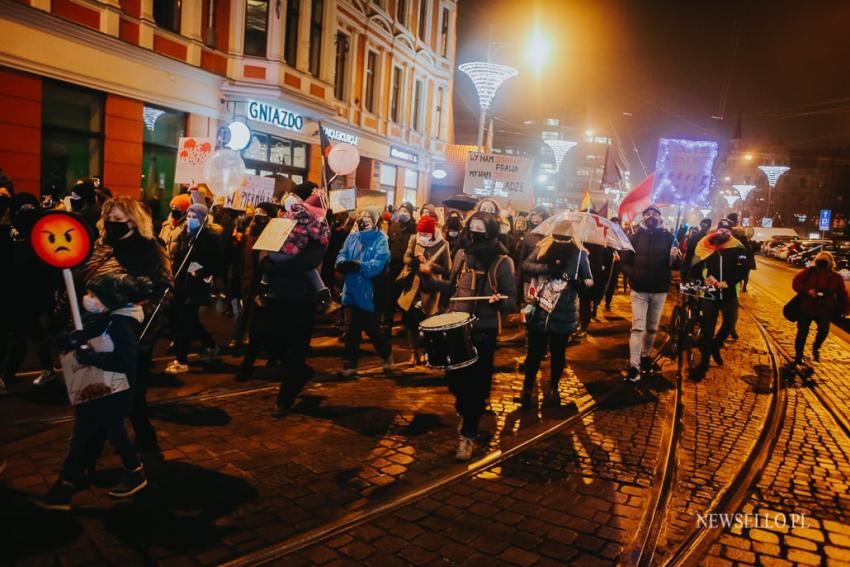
[{"xmin": 2, "ymin": 259, "xmax": 850, "ymax": 566}]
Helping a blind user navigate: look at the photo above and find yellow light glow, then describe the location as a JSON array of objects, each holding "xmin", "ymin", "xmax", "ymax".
[
  {"xmin": 524, "ymin": 30, "xmax": 550, "ymax": 72},
  {"xmin": 744, "ymin": 153, "xmax": 754, "ymax": 161},
  {"xmin": 585, "ymin": 129, "xmax": 594, "ymax": 137}
]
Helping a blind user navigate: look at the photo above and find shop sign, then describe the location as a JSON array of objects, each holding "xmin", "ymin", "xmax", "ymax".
[
  {"xmin": 323, "ymin": 126, "xmax": 359, "ymax": 146},
  {"xmin": 390, "ymin": 146, "xmax": 419, "ymax": 164},
  {"xmin": 247, "ymin": 100, "xmax": 304, "ymax": 132}
]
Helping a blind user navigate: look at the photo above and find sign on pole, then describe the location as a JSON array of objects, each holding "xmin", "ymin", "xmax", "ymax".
[
  {"xmin": 329, "ymin": 187, "xmax": 357, "ymax": 212},
  {"xmin": 651, "ymin": 138, "xmax": 719, "ymax": 206},
  {"xmin": 462, "ymin": 151, "xmax": 534, "ymax": 207},
  {"xmin": 174, "ymin": 137, "xmax": 215, "ymax": 184},
  {"xmin": 761, "ymin": 217, "xmax": 773, "ymax": 228},
  {"xmin": 819, "ymin": 209, "xmax": 831, "ymax": 232},
  {"xmin": 224, "ymin": 175, "xmax": 275, "ymax": 210}
]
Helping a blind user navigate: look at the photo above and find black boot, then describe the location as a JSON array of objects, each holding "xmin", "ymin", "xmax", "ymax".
[{"xmin": 711, "ymin": 348, "xmax": 724, "ymax": 366}]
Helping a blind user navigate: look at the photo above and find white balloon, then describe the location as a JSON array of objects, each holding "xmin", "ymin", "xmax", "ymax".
[
  {"xmin": 203, "ymin": 149, "xmax": 246, "ymax": 197},
  {"xmin": 327, "ymin": 143, "xmax": 361, "ymax": 176}
]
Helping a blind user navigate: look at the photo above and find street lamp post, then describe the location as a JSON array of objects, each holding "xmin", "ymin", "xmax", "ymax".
[
  {"xmin": 757, "ymin": 165, "xmax": 790, "ymax": 219},
  {"xmin": 732, "ymin": 183, "xmax": 755, "ymax": 222},
  {"xmin": 458, "ymin": 62, "xmax": 518, "ymax": 149}
]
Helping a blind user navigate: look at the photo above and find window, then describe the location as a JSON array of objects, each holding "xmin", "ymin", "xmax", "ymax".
[
  {"xmin": 244, "ymin": 0, "xmax": 270, "ymax": 57},
  {"xmin": 380, "ymin": 163, "xmax": 397, "ymax": 206},
  {"xmin": 364, "ymin": 51, "xmax": 377, "ymax": 113},
  {"xmin": 435, "ymin": 86, "xmax": 444, "ymax": 139},
  {"xmin": 418, "ymin": 0, "xmax": 429, "ymax": 40},
  {"xmin": 403, "ymin": 169, "xmax": 418, "ymax": 205},
  {"xmin": 412, "ymin": 79, "xmax": 423, "ymax": 132},
  {"xmin": 242, "ymin": 132, "xmax": 309, "ymax": 180},
  {"xmin": 440, "ymin": 7, "xmax": 450, "ymax": 57},
  {"xmin": 142, "ymin": 106, "xmax": 186, "ymax": 219},
  {"xmin": 390, "ymin": 66, "xmax": 403, "ymax": 123},
  {"xmin": 396, "ymin": 0, "xmax": 407, "ymax": 26},
  {"xmin": 334, "ymin": 32, "xmax": 350, "ymax": 101},
  {"xmin": 541, "ymin": 131, "xmax": 558, "ymax": 141},
  {"xmin": 544, "ymin": 117, "xmax": 560, "ymax": 127},
  {"xmin": 309, "ymin": 0, "xmax": 324, "ymax": 76},
  {"xmin": 284, "ymin": 0, "xmax": 300, "ymax": 65},
  {"xmin": 41, "ymin": 81, "xmax": 104, "ymax": 197},
  {"xmin": 153, "ymin": 0, "xmax": 181, "ymax": 32}
]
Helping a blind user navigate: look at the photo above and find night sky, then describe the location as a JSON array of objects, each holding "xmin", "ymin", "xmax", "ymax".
[{"xmin": 454, "ymin": 0, "xmax": 850, "ymax": 179}]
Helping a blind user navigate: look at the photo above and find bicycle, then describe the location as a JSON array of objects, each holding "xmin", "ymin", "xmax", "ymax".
[{"xmin": 669, "ymin": 282, "xmax": 717, "ymax": 373}]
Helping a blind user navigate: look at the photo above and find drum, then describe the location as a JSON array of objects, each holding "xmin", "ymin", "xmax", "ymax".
[{"xmin": 419, "ymin": 312, "xmax": 478, "ymax": 370}]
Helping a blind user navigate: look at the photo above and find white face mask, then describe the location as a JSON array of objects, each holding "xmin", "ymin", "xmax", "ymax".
[
  {"xmin": 417, "ymin": 234, "xmax": 434, "ymax": 247},
  {"xmin": 82, "ymin": 293, "xmax": 108, "ymax": 313},
  {"xmin": 283, "ymin": 195, "xmax": 301, "ymax": 212},
  {"xmin": 479, "ymin": 201, "xmax": 497, "ymax": 214}
]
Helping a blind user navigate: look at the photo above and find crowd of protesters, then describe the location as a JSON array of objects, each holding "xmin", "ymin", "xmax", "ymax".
[{"xmin": 1, "ymin": 168, "xmax": 847, "ymax": 508}]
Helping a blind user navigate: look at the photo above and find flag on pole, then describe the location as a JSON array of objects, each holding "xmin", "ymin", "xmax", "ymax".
[
  {"xmin": 600, "ymin": 146, "xmax": 623, "ymax": 188},
  {"xmin": 618, "ymin": 172, "xmax": 655, "ymax": 224},
  {"xmin": 317, "ymin": 122, "xmax": 333, "ymax": 209},
  {"xmin": 579, "ymin": 191, "xmax": 593, "ymax": 212},
  {"xmin": 597, "ymin": 200, "xmax": 609, "ymax": 218}
]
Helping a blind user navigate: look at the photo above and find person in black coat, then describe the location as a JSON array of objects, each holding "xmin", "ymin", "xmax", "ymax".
[
  {"xmin": 383, "ymin": 202, "xmax": 417, "ymax": 331},
  {"xmin": 164, "ymin": 203, "xmax": 219, "ymax": 375}
]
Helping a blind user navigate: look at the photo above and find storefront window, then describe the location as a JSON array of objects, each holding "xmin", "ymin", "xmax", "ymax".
[
  {"xmin": 244, "ymin": 132, "xmax": 269, "ymax": 161},
  {"xmin": 380, "ymin": 163, "xmax": 397, "ymax": 206},
  {"xmin": 242, "ymin": 130, "xmax": 309, "ymax": 182},
  {"xmin": 41, "ymin": 81, "xmax": 104, "ymax": 196},
  {"xmin": 141, "ymin": 105, "xmax": 185, "ymax": 219},
  {"xmin": 403, "ymin": 169, "xmax": 418, "ymax": 205}
]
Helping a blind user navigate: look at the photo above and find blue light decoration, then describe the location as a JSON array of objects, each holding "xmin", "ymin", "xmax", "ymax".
[{"xmin": 652, "ymin": 138, "xmax": 719, "ymax": 206}]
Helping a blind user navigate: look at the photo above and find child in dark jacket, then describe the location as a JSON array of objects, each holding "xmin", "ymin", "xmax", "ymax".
[{"xmin": 35, "ymin": 273, "xmax": 153, "ymax": 511}]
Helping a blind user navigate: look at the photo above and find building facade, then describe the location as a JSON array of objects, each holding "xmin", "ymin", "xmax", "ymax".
[{"xmin": 0, "ymin": 0, "xmax": 457, "ymax": 213}]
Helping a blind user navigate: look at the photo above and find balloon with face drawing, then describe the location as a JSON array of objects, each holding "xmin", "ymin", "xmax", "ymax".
[{"xmin": 30, "ymin": 211, "xmax": 93, "ymax": 269}]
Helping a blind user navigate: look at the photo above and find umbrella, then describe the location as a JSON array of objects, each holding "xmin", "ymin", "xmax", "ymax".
[
  {"xmin": 532, "ymin": 211, "xmax": 634, "ymax": 251},
  {"xmin": 442, "ymin": 193, "xmax": 478, "ymax": 212}
]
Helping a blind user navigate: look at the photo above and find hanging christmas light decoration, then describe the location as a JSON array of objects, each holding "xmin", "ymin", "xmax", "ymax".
[
  {"xmin": 757, "ymin": 165, "xmax": 790, "ymax": 188},
  {"xmin": 700, "ymin": 208, "xmax": 712, "ymax": 217},
  {"xmin": 732, "ymin": 184, "xmax": 756, "ymax": 201},
  {"xmin": 722, "ymin": 194, "xmax": 739, "ymax": 207},
  {"xmin": 543, "ymin": 140, "xmax": 578, "ymax": 171},
  {"xmin": 458, "ymin": 62, "xmax": 519, "ymax": 111},
  {"xmin": 143, "ymin": 107, "xmax": 166, "ymax": 131}
]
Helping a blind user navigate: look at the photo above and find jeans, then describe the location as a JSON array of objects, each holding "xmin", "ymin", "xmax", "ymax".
[
  {"xmin": 629, "ymin": 291, "xmax": 668, "ymax": 369},
  {"xmin": 62, "ymin": 390, "xmax": 139, "ymax": 483},
  {"xmin": 344, "ymin": 307, "xmax": 392, "ymax": 368},
  {"xmin": 174, "ymin": 302, "xmax": 215, "ymax": 364},
  {"xmin": 522, "ymin": 330, "xmax": 570, "ymax": 392},
  {"xmin": 263, "ymin": 299, "xmax": 317, "ymax": 410},
  {"xmin": 448, "ymin": 328, "xmax": 497, "ymax": 439},
  {"xmin": 795, "ymin": 313, "xmax": 830, "ymax": 357},
  {"xmin": 699, "ymin": 293, "xmax": 739, "ymax": 363}
]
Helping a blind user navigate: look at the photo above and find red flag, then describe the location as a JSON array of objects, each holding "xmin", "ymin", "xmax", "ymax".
[
  {"xmin": 597, "ymin": 200, "xmax": 609, "ymax": 218},
  {"xmin": 601, "ymin": 146, "xmax": 623, "ymax": 187},
  {"xmin": 618, "ymin": 172, "xmax": 655, "ymax": 224}
]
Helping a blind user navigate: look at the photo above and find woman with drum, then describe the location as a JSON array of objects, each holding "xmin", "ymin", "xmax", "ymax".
[
  {"xmin": 397, "ymin": 215, "xmax": 452, "ymax": 366},
  {"xmin": 432, "ymin": 212, "xmax": 516, "ymax": 461},
  {"xmin": 516, "ymin": 231, "xmax": 592, "ymax": 408}
]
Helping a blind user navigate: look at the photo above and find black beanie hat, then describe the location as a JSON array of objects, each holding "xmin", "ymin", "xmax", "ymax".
[
  {"xmin": 717, "ymin": 218, "xmax": 734, "ymax": 230},
  {"xmin": 255, "ymin": 202, "xmax": 279, "ymax": 217},
  {"xmin": 291, "ymin": 181, "xmax": 317, "ymax": 201},
  {"xmin": 72, "ymin": 180, "xmax": 97, "ymax": 204},
  {"xmin": 87, "ymin": 273, "xmax": 154, "ymax": 310}
]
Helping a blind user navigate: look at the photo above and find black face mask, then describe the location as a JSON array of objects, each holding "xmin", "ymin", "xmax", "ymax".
[
  {"xmin": 105, "ymin": 220, "xmax": 132, "ymax": 243},
  {"xmin": 644, "ymin": 217, "xmax": 660, "ymax": 230},
  {"xmin": 709, "ymin": 232, "xmax": 731, "ymax": 246},
  {"xmin": 70, "ymin": 198, "xmax": 85, "ymax": 212},
  {"xmin": 170, "ymin": 209, "xmax": 184, "ymax": 220},
  {"xmin": 356, "ymin": 219, "xmax": 373, "ymax": 232},
  {"xmin": 471, "ymin": 231, "xmax": 487, "ymax": 243},
  {"xmin": 815, "ymin": 260, "xmax": 829, "ymax": 269},
  {"xmin": 12, "ymin": 208, "xmax": 37, "ymax": 236}
]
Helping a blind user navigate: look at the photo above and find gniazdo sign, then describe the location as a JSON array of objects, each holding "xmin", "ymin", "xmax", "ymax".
[{"xmin": 247, "ymin": 100, "xmax": 304, "ymax": 132}]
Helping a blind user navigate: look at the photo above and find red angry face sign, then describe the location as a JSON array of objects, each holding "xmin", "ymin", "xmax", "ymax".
[{"xmin": 30, "ymin": 211, "xmax": 93, "ymax": 269}]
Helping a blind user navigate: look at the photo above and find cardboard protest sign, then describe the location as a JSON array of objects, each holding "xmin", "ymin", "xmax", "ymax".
[
  {"xmin": 462, "ymin": 151, "xmax": 534, "ymax": 207},
  {"xmin": 225, "ymin": 175, "xmax": 276, "ymax": 210},
  {"xmin": 252, "ymin": 218, "xmax": 297, "ymax": 252},
  {"xmin": 329, "ymin": 187, "xmax": 357, "ymax": 212},
  {"xmin": 174, "ymin": 137, "xmax": 215, "ymax": 184},
  {"xmin": 652, "ymin": 138, "xmax": 719, "ymax": 206}
]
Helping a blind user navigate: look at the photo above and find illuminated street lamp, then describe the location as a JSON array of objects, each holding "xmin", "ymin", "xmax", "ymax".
[
  {"xmin": 732, "ymin": 184, "xmax": 756, "ymax": 202},
  {"xmin": 722, "ymin": 194, "xmax": 739, "ymax": 208},
  {"xmin": 458, "ymin": 62, "xmax": 519, "ymax": 148},
  {"xmin": 758, "ymin": 165, "xmax": 790, "ymax": 218},
  {"xmin": 700, "ymin": 208, "xmax": 712, "ymax": 218},
  {"xmin": 543, "ymin": 139, "xmax": 578, "ymax": 171}
]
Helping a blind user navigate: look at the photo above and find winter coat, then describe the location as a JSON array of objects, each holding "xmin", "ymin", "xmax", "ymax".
[
  {"xmin": 682, "ymin": 229, "xmax": 708, "ymax": 277},
  {"xmin": 687, "ymin": 239, "xmax": 749, "ymax": 300},
  {"xmin": 159, "ymin": 218, "xmax": 186, "ymax": 261},
  {"xmin": 732, "ymin": 228, "xmax": 757, "ymax": 271},
  {"xmin": 792, "ymin": 266, "xmax": 850, "ymax": 320},
  {"xmin": 76, "ymin": 306, "xmax": 143, "ymax": 389},
  {"xmin": 396, "ymin": 237, "xmax": 451, "ymax": 316},
  {"xmin": 620, "ymin": 227, "xmax": 678, "ymax": 293},
  {"xmin": 336, "ymin": 229, "xmax": 390, "ymax": 312},
  {"xmin": 581, "ymin": 243, "xmax": 615, "ymax": 301},
  {"xmin": 282, "ymin": 203, "xmax": 330, "ymax": 256},
  {"xmin": 444, "ymin": 243, "xmax": 517, "ymax": 332},
  {"xmin": 260, "ymin": 238, "xmax": 328, "ymax": 302},
  {"xmin": 387, "ymin": 219, "xmax": 417, "ymax": 273},
  {"xmin": 172, "ymin": 227, "xmax": 219, "ymax": 305},
  {"xmin": 522, "ymin": 247, "xmax": 591, "ymax": 335}
]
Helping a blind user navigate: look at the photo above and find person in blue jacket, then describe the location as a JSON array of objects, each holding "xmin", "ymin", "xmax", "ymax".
[{"xmin": 336, "ymin": 206, "xmax": 394, "ymax": 377}]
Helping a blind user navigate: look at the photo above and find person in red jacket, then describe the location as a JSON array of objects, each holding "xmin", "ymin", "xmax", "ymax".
[{"xmin": 792, "ymin": 251, "xmax": 849, "ymax": 363}]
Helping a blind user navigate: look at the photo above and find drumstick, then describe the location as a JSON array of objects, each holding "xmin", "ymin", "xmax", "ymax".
[{"xmin": 449, "ymin": 295, "xmax": 509, "ymax": 302}]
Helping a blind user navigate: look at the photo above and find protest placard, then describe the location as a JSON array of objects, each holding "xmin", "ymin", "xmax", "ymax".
[
  {"xmin": 329, "ymin": 187, "xmax": 357, "ymax": 212},
  {"xmin": 174, "ymin": 137, "xmax": 215, "ymax": 184},
  {"xmin": 462, "ymin": 151, "xmax": 534, "ymax": 206},
  {"xmin": 252, "ymin": 218, "xmax": 297, "ymax": 252},
  {"xmin": 225, "ymin": 175, "xmax": 276, "ymax": 210},
  {"xmin": 652, "ymin": 138, "xmax": 719, "ymax": 206}
]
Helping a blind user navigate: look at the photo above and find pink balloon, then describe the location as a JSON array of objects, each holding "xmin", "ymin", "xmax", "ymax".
[{"xmin": 327, "ymin": 143, "xmax": 361, "ymax": 176}]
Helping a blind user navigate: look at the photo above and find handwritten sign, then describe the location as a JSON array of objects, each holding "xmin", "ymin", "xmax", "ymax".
[
  {"xmin": 174, "ymin": 137, "xmax": 214, "ymax": 184},
  {"xmin": 225, "ymin": 175, "xmax": 275, "ymax": 210},
  {"xmin": 252, "ymin": 218, "xmax": 297, "ymax": 252},
  {"xmin": 329, "ymin": 187, "xmax": 357, "ymax": 212},
  {"xmin": 462, "ymin": 151, "xmax": 533, "ymax": 206},
  {"xmin": 652, "ymin": 138, "xmax": 719, "ymax": 206}
]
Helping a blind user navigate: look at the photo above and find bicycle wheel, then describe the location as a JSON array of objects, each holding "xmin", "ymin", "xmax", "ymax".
[
  {"xmin": 668, "ymin": 305, "xmax": 685, "ymax": 356},
  {"xmin": 685, "ymin": 318, "xmax": 703, "ymax": 370}
]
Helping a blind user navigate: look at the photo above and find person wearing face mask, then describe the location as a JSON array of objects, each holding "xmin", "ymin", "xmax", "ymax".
[
  {"xmin": 792, "ymin": 251, "xmax": 848, "ymax": 364},
  {"xmin": 516, "ymin": 230, "xmax": 591, "ymax": 407},
  {"xmin": 619, "ymin": 206, "xmax": 680, "ymax": 382},
  {"xmin": 73, "ymin": 196, "xmax": 171, "ymax": 459},
  {"xmin": 604, "ymin": 217, "xmax": 624, "ymax": 311},
  {"xmin": 442, "ymin": 212, "xmax": 464, "ymax": 257},
  {"xmin": 420, "ymin": 203, "xmax": 438, "ymax": 220},
  {"xmin": 34, "ymin": 273, "xmax": 153, "ymax": 510},
  {"xmin": 384, "ymin": 202, "xmax": 417, "ymax": 333},
  {"xmin": 335, "ymin": 206, "xmax": 394, "ymax": 378},
  {"xmin": 68, "ymin": 179, "xmax": 101, "ymax": 233},
  {"xmin": 687, "ymin": 218, "xmax": 748, "ymax": 380},
  {"xmin": 161, "ymin": 203, "xmax": 219, "ymax": 375},
  {"xmin": 515, "ymin": 207, "xmax": 550, "ymax": 302},
  {"xmin": 159, "ymin": 193, "xmax": 192, "ymax": 260},
  {"xmin": 397, "ymin": 215, "xmax": 452, "ymax": 365},
  {"xmin": 437, "ymin": 212, "xmax": 517, "ymax": 461}
]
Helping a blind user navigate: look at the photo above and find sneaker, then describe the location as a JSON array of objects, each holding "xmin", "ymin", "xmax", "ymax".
[
  {"xmin": 108, "ymin": 466, "xmax": 147, "ymax": 498},
  {"xmin": 730, "ymin": 330, "xmax": 739, "ymax": 341},
  {"xmin": 455, "ymin": 436, "xmax": 475, "ymax": 462},
  {"xmin": 315, "ymin": 287, "xmax": 332, "ymax": 304},
  {"xmin": 33, "ymin": 370, "xmax": 58, "ymax": 387},
  {"xmin": 201, "ymin": 346, "xmax": 219, "ymax": 363},
  {"xmin": 573, "ymin": 329, "xmax": 587, "ymax": 340},
  {"xmin": 626, "ymin": 366, "xmax": 641, "ymax": 383},
  {"xmin": 690, "ymin": 364, "xmax": 708, "ymax": 381},
  {"xmin": 711, "ymin": 349, "xmax": 724, "ymax": 366},
  {"xmin": 604, "ymin": 304, "xmax": 612, "ymax": 312},
  {"xmin": 33, "ymin": 479, "xmax": 74, "ymax": 511},
  {"xmin": 640, "ymin": 356, "xmax": 661, "ymax": 375},
  {"xmin": 163, "ymin": 360, "xmax": 190, "ymax": 375},
  {"xmin": 339, "ymin": 368, "xmax": 357, "ymax": 379}
]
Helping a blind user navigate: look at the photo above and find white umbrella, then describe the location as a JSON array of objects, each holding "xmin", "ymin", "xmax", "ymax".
[{"xmin": 532, "ymin": 211, "xmax": 634, "ymax": 251}]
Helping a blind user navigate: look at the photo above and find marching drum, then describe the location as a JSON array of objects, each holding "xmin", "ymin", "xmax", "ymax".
[{"xmin": 419, "ymin": 312, "xmax": 478, "ymax": 370}]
